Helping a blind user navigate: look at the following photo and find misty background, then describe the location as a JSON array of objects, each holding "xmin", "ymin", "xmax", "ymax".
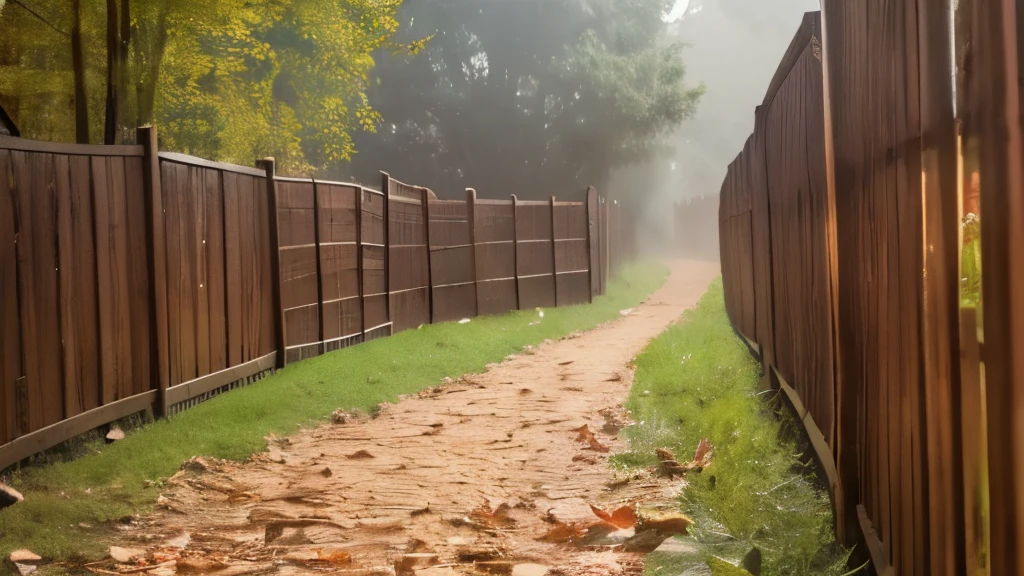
[
  {"xmin": 0, "ymin": 0, "xmax": 819, "ymax": 256},
  {"xmin": 345, "ymin": 0, "xmax": 819, "ymax": 253}
]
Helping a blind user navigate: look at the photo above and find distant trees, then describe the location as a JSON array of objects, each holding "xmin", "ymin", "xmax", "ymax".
[
  {"xmin": 349, "ymin": 0, "xmax": 704, "ymax": 198},
  {"xmin": 0, "ymin": 0, "xmax": 421, "ymax": 174}
]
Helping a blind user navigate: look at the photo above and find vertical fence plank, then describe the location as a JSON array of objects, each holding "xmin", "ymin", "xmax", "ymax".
[
  {"xmin": 423, "ymin": 187, "xmax": 434, "ymax": 324},
  {"xmin": 467, "ymin": 188, "xmax": 479, "ymax": 316},
  {"xmin": 381, "ymin": 173, "xmax": 391, "ymax": 326},
  {"xmin": 511, "ymin": 195, "xmax": 521, "ymax": 309},
  {"xmin": 550, "ymin": 196, "xmax": 559, "ymax": 306},
  {"xmin": 586, "ymin": 187, "xmax": 597, "ymax": 302},
  {"xmin": 0, "ymin": 149, "xmax": 20, "ymax": 442},
  {"xmin": 139, "ymin": 127, "xmax": 169, "ymax": 415},
  {"xmin": 257, "ymin": 158, "xmax": 285, "ymax": 369}
]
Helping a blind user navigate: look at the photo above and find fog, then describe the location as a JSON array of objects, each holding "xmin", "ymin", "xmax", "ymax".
[
  {"xmin": 343, "ymin": 0, "xmax": 820, "ymax": 261},
  {"xmin": 611, "ymin": 0, "xmax": 820, "ymax": 258}
]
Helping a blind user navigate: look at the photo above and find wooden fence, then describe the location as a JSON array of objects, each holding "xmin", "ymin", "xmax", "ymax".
[
  {"xmin": 0, "ymin": 130, "xmax": 634, "ymax": 471},
  {"xmin": 703, "ymin": 6, "xmax": 1024, "ymax": 575}
]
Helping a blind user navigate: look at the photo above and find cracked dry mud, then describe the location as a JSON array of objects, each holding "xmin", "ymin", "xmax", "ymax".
[{"xmin": 103, "ymin": 260, "xmax": 719, "ymax": 576}]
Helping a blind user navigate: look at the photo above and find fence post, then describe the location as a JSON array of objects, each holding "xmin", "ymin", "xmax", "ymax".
[
  {"xmin": 311, "ymin": 180, "xmax": 325, "ymax": 354},
  {"xmin": 511, "ymin": 194, "xmax": 521, "ymax": 310},
  {"xmin": 550, "ymin": 196, "xmax": 559, "ymax": 306},
  {"xmin": 586, "ymin": 186, "xmax": 596, "ymax": 303},
  {"xmin": 380, "ymin": 172, "xmax": 392, "ymax": 327},
  {"xmin": 356, "ymin": 187, "xmax": 366, "ymax": 340},
  {"xmin": 138, "ymin": 125, "xmax": 169, "ymax": 417},
  {"xmin": 466, "ymin": 188, "xmax": 480, "ymax": 317},
  {"xmin": 256, "ymin": 158, "xmax": 286, "ymax": 369},
  {"xmin": 422, "ymin": 187, "xmax": 434, "ymax": 325}
]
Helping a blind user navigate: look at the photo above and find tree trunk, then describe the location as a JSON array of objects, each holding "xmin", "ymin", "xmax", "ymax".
[
  {"xmin": 104, "ymin": 0, "xmax": 118, "ymax": 145},
  {"xmin": 71, "ymin": 0, "xmax": 89, "ymax": 144},
  {"xmin": 136, "ymin": 2, "xmax": 169, "ymax": 127},
  {"xmin": 117, "ymin": 0, "xmax": 130, "ymax": 141}
]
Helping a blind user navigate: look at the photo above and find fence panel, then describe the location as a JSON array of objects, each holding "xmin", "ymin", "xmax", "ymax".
[
  {"xmin": 316, "ymin": 182, "xmax": 362, "ymax": 352},
  {"xmin": 387, "ymin": 177, "xmax": 431, "ymax": 332},
  {"xmin": 515, "ymin": 201, "xmax": 556, "ymax": 309},
  {"xmin": 761, "ymin": 19, "xmax": 835, "ymax": 450},
  {"xmin": 428, "ymin": 198, "xmax": 476, "ymax": 323},
  {"xmin": 276, "ymin": 178, "xmax": 320, "ymax": 363},
  {"xmin": 553, "ymin": 201, "xmax": 590, "ymax": 306},
  {"xmin": 0, "ymin": 139, "xmax": 151, "ymax": 448},
  {"xmin": 475, "ymin": 198, "xmax": 518, "ymax": 315},
  {"xmin": 159, "ymin": 154, "xmax": 277, "ymax": 407},
  {"xmin": 360, "ymin": 189, "xmax": 389, "ymax": 337}
]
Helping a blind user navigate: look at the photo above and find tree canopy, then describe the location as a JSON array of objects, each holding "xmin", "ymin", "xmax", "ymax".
[
  {"xmin": 348, "ymin": 0, "xmax": 704, "ymax": 198},
  {"xmin": 1, "ymin": 0, "xmax": 702, "ymax": 191},
  {"xmin": 0, "ymin": 0, "xmax": 421, "ymax": 174}
]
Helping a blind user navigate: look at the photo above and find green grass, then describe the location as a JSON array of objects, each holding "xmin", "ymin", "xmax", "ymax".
[
  {"xmin": 0, "ymin": 262, "xmax": 668, "ymax": 564},
  {"xmin": 613, "ymin": 279, "xmax": 855, "ymax": 576}
]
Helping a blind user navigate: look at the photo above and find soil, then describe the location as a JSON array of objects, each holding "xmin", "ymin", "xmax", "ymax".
[{"xmin": 94, "ymin": 260, "xmax": 719, "ymax": 576}]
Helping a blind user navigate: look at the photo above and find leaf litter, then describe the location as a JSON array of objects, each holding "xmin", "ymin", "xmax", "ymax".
[{"xmin": 84, "ymin": 262, "xmax": 721, "ymax": 576}]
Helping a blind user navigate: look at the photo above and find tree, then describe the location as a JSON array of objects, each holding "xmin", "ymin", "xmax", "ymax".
[
  {"xmin": 348, "ymin": 0, "xmax": 703, "ymax": 198},
  {"xmin": 0, "ymin": 0, "xmax": 418, "ymax": 173}
]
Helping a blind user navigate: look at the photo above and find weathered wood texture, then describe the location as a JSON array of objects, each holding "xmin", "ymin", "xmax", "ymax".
[
  {"xmin": 709, "ymin": 6, "xmax": 1019, "ymax": 574},
  {"xmin": 0, "ymin": 135, "xmax": 632, "ymax": 472}
]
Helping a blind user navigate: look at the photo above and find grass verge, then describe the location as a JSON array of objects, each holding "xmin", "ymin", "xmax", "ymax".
[
  {"xmin": 613, "ymin": 279, "xmax": 854, "ymax": 576},
  {"xmin": 0, "ymin": 262, "xmax": 668, "ymax": 563}
]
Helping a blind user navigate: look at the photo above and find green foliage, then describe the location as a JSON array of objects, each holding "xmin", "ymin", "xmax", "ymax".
[
  {"xmin": 616, "ymin": 280, "xmax": 856, "ymax": 576},
  {"xmin": 0, "ymin": 0, "xmax": 422, "ymax": 174},
  {"xmin": 961, "ymin": 212, "xmax": 982, "ymax": 308},
  {"xmin": 349, "ymin": 0, "xmax": 702, "ymax": 196},
  {"xmin": 0, "ymin": 262, "xmax": 668, "ymax": 563}
]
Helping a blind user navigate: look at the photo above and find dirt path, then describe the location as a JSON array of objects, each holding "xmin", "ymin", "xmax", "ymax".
[{"xmin": 103, "ymin": 260, "xmax": 719, "ymax": 576}]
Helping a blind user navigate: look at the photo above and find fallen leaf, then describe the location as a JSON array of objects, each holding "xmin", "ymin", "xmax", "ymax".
[
  {"xmin": 9, "ymin": 550, "xmax": 41, "ymax": 563},
  {"xmin": 589, "ymin": 503, "xmax": 637, "ymax": 529},
  {"xmin": 317, "ymin": 549, "xmax": 353, "ymax": 565},
  {"xmin": 640, "ymin": 512, "xmax": 692, "ymax": 536},
  {"xmin": 346, "ymin": 449, "xmax": 375, "ymax": 460},
  {"xmin": 470, "ymin": 502, "xmax": 515, "ymax": 528},
  {"xmin": 572, "ymin": 425, "xmax": 610, "ymax": 453},
  {"xmin": 537, "ymin": 521, "xmax": 587, "ymax": 543},
  {"xmin": 605, "ymin": 373, "xmax": 623, "ymax": 382},
  {"xmin": 558, "ymin": 361, "xmax": 574, "ymax": 366}
]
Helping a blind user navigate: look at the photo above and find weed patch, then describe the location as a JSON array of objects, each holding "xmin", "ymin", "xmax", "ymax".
[
  {"xmin": 0, "ymin": 262, "xmax": 668, "ymax": 562},
  {"xmin": 616, "ymin": 279, "xmax": 854, "ymax": 576}
]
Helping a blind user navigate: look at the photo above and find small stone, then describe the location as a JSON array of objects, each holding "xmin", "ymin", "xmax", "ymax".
[
  {"xmin": 106, "ymin": 427, "xmax": 125, "ymax": 441},
  {"xmin": 331, "ymin": 410, "xmax": 349, "ymax": 424},
  {"xmin": 320, "ymin": 467, "xmax": 333, "ymax": 477},
  {"xmin": 9, "ymin": 550, "xmax": 41, "ymax": 563},
  {"xmin": 13, "ymin": 563, "xmax": 37, "ymax": 575},
  {"xmin": 109, "ymin": 546, "xmax": 145, "ymax": 563},
  {"xmin": 0, "ymin": 483, "xmax": 24, "ymax": 510}
]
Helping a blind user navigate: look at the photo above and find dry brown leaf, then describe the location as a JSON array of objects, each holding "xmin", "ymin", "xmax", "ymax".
[
  {"xmin": 317, "ymin": 549, "xmax": 353, "ymax": 565},
  {"xmin": 470, "ymin": 502, "xmax": 515, "ymax": 528},
  {"xmin": 346, "ymin": 449, "xmax": 375, "ymax": 460},
  {"xmin": 589, "ymin": 503, "xmax": 637, "ymax": 529},
  {"xmin": 640, "ymin": 512, "xmax": 693, "ymax": 536},
  {"xmin": 572, "ymin": 425, "xmax": 610, "ymax": 453},
  {"xmin": 537, "ymin": 521, "xmax": 587, "ymax": 543}
]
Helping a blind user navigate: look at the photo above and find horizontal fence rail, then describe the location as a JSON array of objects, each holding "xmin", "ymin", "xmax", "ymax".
[
  {"xmin": 693, "ymin": 5, "xmax": 1024, "ymax": 575},
  {"xmin": 0, "ymin": 129, "xmax": 636, "ymax": 472}
]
